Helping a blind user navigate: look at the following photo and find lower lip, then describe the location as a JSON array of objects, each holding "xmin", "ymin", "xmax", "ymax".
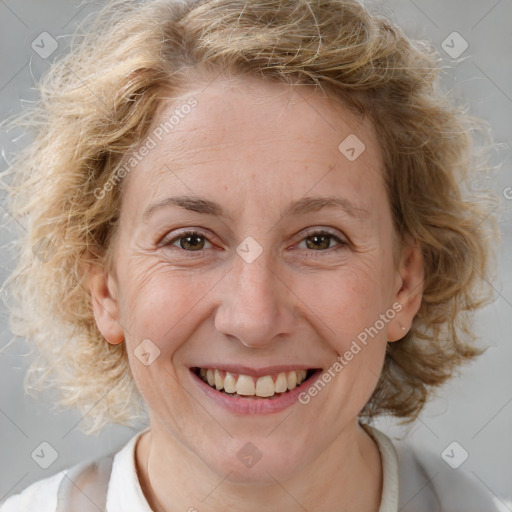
[{"xmin": 190, "ymin": 369, "xmax": 322, "ymax": 415}]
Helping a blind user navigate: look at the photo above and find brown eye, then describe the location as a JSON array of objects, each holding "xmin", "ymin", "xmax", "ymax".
[
  {"xmin": 305, "ymin": 233, "xmax": 332, "ymax": 250},
  {"xmin": 163, "ymin": 231, "xmax": 212, "ymax": 251},
  {"xmin": 301, "ymin": 231, "xmax": 346, "ymax": 251},
  {"xmin": 179, "ymin": 233, "xmax": 205, "ymax": 251}
]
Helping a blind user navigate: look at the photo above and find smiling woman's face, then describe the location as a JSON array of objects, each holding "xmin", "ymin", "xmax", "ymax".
[{"xmin": 88, "ymin": 74, "xmax": 423, "ymax": 484}]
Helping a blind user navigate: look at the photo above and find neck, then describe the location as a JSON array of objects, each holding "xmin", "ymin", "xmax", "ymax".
[{"xmin": 135, "ymin": 421, "xmax": 382, "ymax": 512}]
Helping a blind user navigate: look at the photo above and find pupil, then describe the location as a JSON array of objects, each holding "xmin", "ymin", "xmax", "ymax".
[
  {"xmin": 182, "ymin": 234, "xmax": 204, "ymax": 250},
  {"xmin": 306, "ymin": 234, "xmax": 330, "ymax": 250}
]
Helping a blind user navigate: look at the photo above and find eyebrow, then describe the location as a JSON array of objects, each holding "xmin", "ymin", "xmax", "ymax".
[{"xmin": 142, "ymin": 195, "xmax": 369, "ymax": 222}]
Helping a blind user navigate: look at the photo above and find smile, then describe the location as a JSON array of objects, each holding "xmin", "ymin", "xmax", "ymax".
[{"xmin": 192, "ymin": 367, "xmax": 318, "ymax": 399}]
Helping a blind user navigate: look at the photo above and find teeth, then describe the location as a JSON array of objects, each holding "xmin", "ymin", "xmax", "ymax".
[
  {"xmin": 275, "ymin": 372, "xmax": 288, "ymax": 393},
  {"xmin": 224, "ymin": 372, "xmax": 236, "ymax": 393},
  {"xmin": 198, "ymin": 368, "xmax": 309, "ymax": 397},
  {"xmin": 287, "ymin": 371, "xmax": 297, "ymax": 390},
  {"xmin": 236, "ymin": 375, "xmax": 255, "ymax": 395},
  {"xmin": 214, "ymin": 369, "xmax": 223, "ymax": 390},
  {"xmin": 255, "ymin": 375, "xmax": 275, "ymax": 397}
]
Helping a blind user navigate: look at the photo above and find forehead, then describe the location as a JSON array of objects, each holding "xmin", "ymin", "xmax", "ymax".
[{"xmin": 119, "ymin": 75, "xmax": 385, "ymax": 218}]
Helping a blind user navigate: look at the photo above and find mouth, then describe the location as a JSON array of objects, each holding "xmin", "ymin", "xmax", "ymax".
[{"xmin": 191, "ymin": 367, "xmax": 320, "ymax": 400}]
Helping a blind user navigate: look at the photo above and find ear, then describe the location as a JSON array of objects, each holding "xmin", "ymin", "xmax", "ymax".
[
  {"xmin": 387, "ymin": 234, "xmax": 424, "ymax": 342},
  {"xmin": 84, "ymin": 262, "xmax": 125, "ymax": 345}
]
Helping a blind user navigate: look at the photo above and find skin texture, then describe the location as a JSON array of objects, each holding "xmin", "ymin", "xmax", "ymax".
[{"xmin": 87, "ymin": 74, "xmax": 424, "ymax": 511}]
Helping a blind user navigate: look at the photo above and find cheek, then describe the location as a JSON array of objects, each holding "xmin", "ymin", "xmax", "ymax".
[
  {"xmin": 301, "ymin": 261, "xmax": 389, "ymax": 340},
  {"xmin": 297, "ymin": 259, "xmax": 392, "ymax": 400},
  {"xmin": 309, "ymin": 270, "xmax": 391, "ymax": 417},
  {"xmin": 120, "ymin": 265, "xmax": 210, "ymax": 362}
]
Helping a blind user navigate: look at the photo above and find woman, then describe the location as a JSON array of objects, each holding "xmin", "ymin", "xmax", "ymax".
[{"xmin": 0, "ymin": 0, "xmax": 501, "ymax": 510}]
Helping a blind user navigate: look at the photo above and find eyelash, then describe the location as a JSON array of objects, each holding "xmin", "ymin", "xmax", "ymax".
[{"xmin": 161, "ymin": 229, "xmax": 348, "ymax": 255}]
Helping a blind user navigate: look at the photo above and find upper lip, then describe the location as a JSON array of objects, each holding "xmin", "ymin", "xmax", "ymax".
[{"xmin": 191, "ymin": 365, "xmax": 321, "ymax": 377}]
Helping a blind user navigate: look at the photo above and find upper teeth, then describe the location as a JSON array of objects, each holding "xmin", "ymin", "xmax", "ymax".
[{"xmin": 199, "ymin": 368, "xmax": 308, "ymax": 397}]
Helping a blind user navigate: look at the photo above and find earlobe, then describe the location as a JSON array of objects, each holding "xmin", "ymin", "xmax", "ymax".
[
  {"xmin": 85, "ymin": 263, "xmax": 125, "ymax": 345},
  {"xmin": 387, "ymin": 235, "xmax": 424, "ymax": 342}
]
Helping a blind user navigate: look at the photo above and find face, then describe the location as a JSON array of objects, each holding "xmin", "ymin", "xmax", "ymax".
[{"xmin": 89, "ymin": 74, "xmax": 423, "ymax": 483}]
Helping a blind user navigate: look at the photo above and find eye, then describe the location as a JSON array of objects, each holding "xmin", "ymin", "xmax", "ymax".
[
  {"xmin": 161, "ymin": 229, "xmax": 348, "ymax": 254},
  {"xmin": 297, "ymin": 230, "xmax": 347, "ymax": 252},
  {"xmin": 162, "ymin": 230, "xmax": 212, "ymax": 251}
]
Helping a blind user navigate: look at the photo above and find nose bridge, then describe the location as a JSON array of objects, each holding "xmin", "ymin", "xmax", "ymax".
[
  {"xmin": 236, "ymin": 252, "xmax": 276, "ymax": 309},
  {"xmin": 214, "ymin": 242, "xmax": 295, "ymax": 347}
]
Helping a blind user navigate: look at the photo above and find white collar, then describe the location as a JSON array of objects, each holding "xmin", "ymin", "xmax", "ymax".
[
  {"xmin": 106, "ymin": 424, "xmax": 401, "ymax": 512},
  {"xmin": 106, "ymin": 426, "xmax": 152, "ymax": 512}
]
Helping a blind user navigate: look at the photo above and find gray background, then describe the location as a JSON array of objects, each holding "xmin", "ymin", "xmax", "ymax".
[{"xmin": 0, "ymin": 0, "xmax": 511, "ymax": 506}]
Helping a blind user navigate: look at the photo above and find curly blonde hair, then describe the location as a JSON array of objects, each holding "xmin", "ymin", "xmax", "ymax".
[{"xmin": 0, "ymin": 0, "xmax": 499, "ymax": 434}]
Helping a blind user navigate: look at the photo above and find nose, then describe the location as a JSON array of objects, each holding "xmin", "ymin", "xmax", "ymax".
[{"xmin": 214, "ymin": 250, "xmax": 297, "ymax": 349}]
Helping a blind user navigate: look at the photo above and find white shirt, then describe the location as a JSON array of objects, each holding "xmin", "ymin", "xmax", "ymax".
[{"xmin": 0, "ymin": 424, "xmax": 504, "ymax": 511}]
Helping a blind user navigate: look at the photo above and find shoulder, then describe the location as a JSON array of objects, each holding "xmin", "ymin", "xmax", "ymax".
[
  {"xmin": 392, "ymin": 435, "xmax": 504, "ymax": 512},
  {"xmin": 363, "ymin": 423, "xmax": 505, "ymax": 512},
  {"xmin": 1, "ymin": 452, "xmax": 118, "ymax": 512},
  {"xmin": 0, "ymin": 470, "xmax": 65, "ymax": 512},
  {"xmin": 0, "ymin": 428, "xmax": 148, "ymax": 512}
]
